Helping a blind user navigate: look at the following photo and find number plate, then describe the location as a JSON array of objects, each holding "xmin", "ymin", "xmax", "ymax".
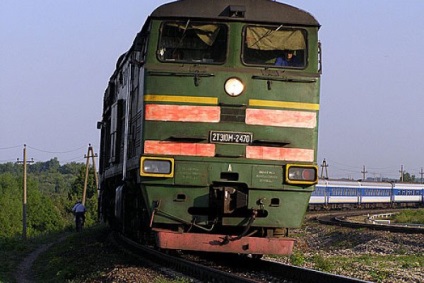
[{"xmin": 209, "ymin": 131, "xmax": 253, "ymax": 144}]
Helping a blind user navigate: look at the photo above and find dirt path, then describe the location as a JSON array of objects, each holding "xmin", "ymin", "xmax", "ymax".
[{"xmin": 15, "ymin": 234, "xmax": 70, "ymax": 283}]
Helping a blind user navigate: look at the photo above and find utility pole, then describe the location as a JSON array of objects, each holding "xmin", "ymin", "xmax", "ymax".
[
  {"xmin": 361, "ymin": 165, "xmax": 368, "ymax": 181},
  {"xmin": 320, "ymin": 159, "xmax": 329, "ymax": 179},
  {"xmin": 82, "ymin": 144, "xmax": 99, "ymax": 205},
  {"xmin": 420, "ymin": 168, "xmax": 424, "ymax": 184},
  {"xmin": 399, "ymin": 165, "xmax": 404, "ymax": 182},
  {"xmin": 17, "ymin": 145, "xmax": 33, "ymax": 240}
]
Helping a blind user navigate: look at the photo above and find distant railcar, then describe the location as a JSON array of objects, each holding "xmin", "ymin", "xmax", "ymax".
[
  {"xmin": 310, "ymin": 179, "xmax": 424, "ymax": 210},
  {"xmin": 98, "ymin": 0, "xmax": 321, "ymax": 256}
]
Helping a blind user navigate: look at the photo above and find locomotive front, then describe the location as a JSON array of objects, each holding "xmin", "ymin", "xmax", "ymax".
[{"xmin": 99, "ymin": 0, "xmax": 321, "ymax": 256}]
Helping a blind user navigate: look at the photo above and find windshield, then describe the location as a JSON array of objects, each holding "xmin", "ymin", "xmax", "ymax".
[
  {"xmin": 158, "ymin": 21, "xmax": 227, "ymax": 64},
  {"xmin": 243, "ymin": 25, "xmax": 307, "ymax": 68}
]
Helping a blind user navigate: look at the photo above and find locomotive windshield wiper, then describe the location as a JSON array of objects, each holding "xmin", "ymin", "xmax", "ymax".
[
  {"xmin": 149, "ymin": 71, "xmax": 215, "ymax": 78},
  {"xmin": 148, "ymin": 71, "xmax": 215, "ymax": 86},
  {"xmin": 252, "ymin": 75, "xmax": 317, "ymax": 83},
  {"xmin": 252, "ymin": 75, "xmax": 317, "ymax": 90},
  {"xmin": 176, "ymin": 19, "xmax": 191, "ymax": 49}
]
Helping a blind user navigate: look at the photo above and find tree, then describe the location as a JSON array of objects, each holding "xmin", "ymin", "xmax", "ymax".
[
  {"xmin": 59, "ymin": 162, "xmax": 82, "ymax": 175},
  {"xmin": 26, "ymin": 178, "xmax": 65, "ymax": 235},
  {"xmin": 0, "ymin": 172, "xmax": 68, "ymax": 238},
  {"xmin": 28, "ymin": 158, "xmax": 60, "ymax": 174},
  {"xmin": 0, "ymin": 162, "xmax": 21, "ymax": 175},
  {"xmin": 0, "ymin": 173, "xmax": 22, "ymax": 238},
  {"xmin": 401, "ymin": 171, "xmax": 416, "ymax": 183}
]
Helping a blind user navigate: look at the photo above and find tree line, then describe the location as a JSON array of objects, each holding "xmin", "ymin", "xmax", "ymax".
[{"xmin": 0, "ymin": 158, "xmax": 98, "ymax": 239}]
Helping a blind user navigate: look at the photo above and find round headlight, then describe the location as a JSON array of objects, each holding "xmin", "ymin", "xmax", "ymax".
[{"xmin": 224, "ymin": 78, "xmax": 244, "ymax": 97}]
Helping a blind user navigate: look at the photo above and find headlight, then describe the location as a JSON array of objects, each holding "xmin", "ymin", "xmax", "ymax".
[
  {"xmin": 140, "ymin": 157, "xmax": 174, "ymax": 177},
  {"xmin": 285, "ymin": 164, "xmax": 318, "ymax": 185},
  {"xmin": 224, "ymin": 77, "xmax": 244, "ymax": 97}
]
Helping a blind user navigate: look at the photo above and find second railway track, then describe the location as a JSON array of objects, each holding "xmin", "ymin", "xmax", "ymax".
[{"xmin": 314, "ymin": 210, "xmax": 424, "ymax": 234}]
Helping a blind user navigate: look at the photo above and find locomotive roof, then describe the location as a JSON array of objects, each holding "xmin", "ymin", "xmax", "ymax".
[{"xmin": 150, "ymin": 0, "xmax": 320, "ymax": 27}]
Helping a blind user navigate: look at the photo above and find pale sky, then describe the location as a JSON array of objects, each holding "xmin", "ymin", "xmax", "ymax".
[{"xmin": 1, "ymin": 1, "xmax": 424, "ymax": 180}]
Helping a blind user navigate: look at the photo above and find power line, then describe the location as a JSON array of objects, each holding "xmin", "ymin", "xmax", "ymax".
[
  {"xmin": 27, "ymin": 145, "xmax": 87, "ymax": 154},
  {"xmin": 0, "ymin": 144, "xmax": 99, "ymax": 164},
  {"xmin": 0, "ymin": 145, "xmax": 22, "ymax": 150}
]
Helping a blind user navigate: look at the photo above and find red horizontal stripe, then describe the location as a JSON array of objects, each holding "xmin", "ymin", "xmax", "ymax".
[
  {"xmin": 246, "ymin": 146, "xmax": 314, "ymax": 162},
  {"xmin": 145, "ymin": 104, "xmax": 220, "ymax": 122},
  {"xmin": 246, "ymin": 109, "xmax": 316, "ymax": 128},
  {"xmin": 144, "ymin": 141, "xmax": 215, "ymax": 157}
]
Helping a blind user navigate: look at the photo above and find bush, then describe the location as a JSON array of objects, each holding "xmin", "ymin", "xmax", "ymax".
[
  {"xmin": 290, "ymin": 251, "xmax": 306, "ymax": 266},
  {"xmin": 312, "ymin": 254, "xmax": 333, "ymax": 272}
]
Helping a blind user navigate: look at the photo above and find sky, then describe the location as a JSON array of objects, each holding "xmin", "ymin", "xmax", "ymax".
[{"xmin": 1, "ymin": 1, "xmax": 424, "ymax": 180}]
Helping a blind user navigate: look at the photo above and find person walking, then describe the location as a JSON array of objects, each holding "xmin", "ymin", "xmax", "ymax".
[{"xmin": 72, "ymin": 200, "xmax": 86, "ymax": 232}]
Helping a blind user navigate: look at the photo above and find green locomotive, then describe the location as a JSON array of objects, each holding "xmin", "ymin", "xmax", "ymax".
[{"xmin": 98, "ymin": 0, "xmax": 321, "ymax": 255}]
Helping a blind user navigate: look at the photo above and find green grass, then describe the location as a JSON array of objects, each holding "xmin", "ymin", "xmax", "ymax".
[
  {"xmin": 392, "ymin": 208, "xmax": 424, "ymax": 224},
  {"xmin": 0, "ymin": 237, "xmax": 31, "ymax": 282},
  {"xmin": 0, "ymin": 225, "xmax": 188, "ymax": 283},
  {"xmin": 287, "ymin": 252, "xmax": 424, "ymax": 282},
  {"xmin": 0, "ymin": 227, "xmax": 74, "ymax": 283},
  {"xmin": 32, "ymin": 225, "xmax": 187, "ymax": 283}
]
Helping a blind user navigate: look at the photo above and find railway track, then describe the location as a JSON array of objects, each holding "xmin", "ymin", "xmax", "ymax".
[
  {"xmin": 315, "ymin": 210, "xmax": 424, "ymax": 234},
  {"xmin": 113, "ymin": 232, "xmax": 371, "ymax": 283}
]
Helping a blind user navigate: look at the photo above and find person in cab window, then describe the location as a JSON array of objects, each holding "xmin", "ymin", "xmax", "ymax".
[{"xmin": 275, "ymin": 50, "xmax": 299, "ymax": 67}]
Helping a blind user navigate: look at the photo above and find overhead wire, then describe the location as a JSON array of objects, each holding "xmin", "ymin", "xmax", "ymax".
[
  {"xmin": 0, "ymin": 144, "xmax": 99, "ymax": 164},
  {"xmin": 26, "ymin": 145, "xmax": 87, "ymax": 154},
  {"xmin": 321, "ymin": 159, "xmax": 406, "ymax": 180},
  {"xmin": 0, "ymin": 145, "xmax": 22, "ymax": 150}
]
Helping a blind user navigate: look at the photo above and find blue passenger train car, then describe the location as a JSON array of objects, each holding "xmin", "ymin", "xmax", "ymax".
[{"xmin": 309, "ymin": 179, "xmax": 424, "ymax": 210}]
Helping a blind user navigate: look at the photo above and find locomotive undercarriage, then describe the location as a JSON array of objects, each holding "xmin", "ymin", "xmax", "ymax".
[
  {"xmin": 152, "ymin": 184, "xmax": 282, "ymax": 237},
  {"xmin": 153, "ymin": 183, "xmax": 294, "ymax": 254},
  {"xmin": 103, "ymin": 176, "xmax": 296, "ymax": 255}
]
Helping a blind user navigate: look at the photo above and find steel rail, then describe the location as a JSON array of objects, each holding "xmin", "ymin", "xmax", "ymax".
[
  {"xmin": 316, "ymin": 212, "xmax": 424, "ymax": 234},
  {"xmin": 114, "ymin": 231, "xmax": 372, "ymax": 283},
  {"xmin": 256, "ymin": 258, "xmax": 372, "ymax": 283},
  {"xmin": 115, "ymin": 232, "xmax": 259, "ymax": 283}
]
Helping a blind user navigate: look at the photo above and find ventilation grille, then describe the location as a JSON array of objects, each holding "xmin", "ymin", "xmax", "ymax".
[{"xmin": 220, "ymin": 106, "xmax": 245, "ymax": 122}]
